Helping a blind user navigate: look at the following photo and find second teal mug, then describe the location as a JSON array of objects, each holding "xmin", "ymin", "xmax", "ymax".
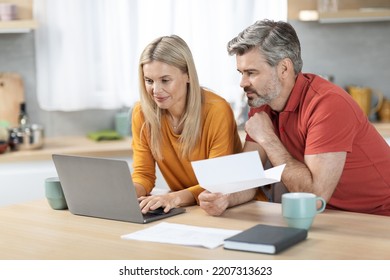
[{"xmin": 282, "ymin": 192, "xmax": 326, "ymax": 230}]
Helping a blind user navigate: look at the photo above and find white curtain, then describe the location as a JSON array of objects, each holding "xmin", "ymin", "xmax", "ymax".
[{"xmin": 34, "ymin": 0, "xmax": 286, "ymax": 111}]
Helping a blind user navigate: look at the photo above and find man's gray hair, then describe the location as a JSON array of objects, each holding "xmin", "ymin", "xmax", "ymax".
[{"xmin": 227, "ymin": 19, "xmax": 303, "ymax": 74}]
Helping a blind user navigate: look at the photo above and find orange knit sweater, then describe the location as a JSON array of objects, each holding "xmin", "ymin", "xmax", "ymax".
[{"xmin": 131, "ymin": 90, "xmax": 243, "ymax": 203}]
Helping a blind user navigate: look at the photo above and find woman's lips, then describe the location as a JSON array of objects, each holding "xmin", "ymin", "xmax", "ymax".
[{"xmin": 154, "ymin": 96, "xmax": 169, "ymax": 103}]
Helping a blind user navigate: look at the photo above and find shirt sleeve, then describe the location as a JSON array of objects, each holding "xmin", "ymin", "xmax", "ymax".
[{"xmin": 305, "ymin": 93, "xmax": 360, "ymax": 155}]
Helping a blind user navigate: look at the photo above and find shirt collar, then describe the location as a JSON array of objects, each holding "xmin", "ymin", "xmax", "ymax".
[{"xmin": 282, "ymin": 72, "xmax": 307, "ymax": 113}]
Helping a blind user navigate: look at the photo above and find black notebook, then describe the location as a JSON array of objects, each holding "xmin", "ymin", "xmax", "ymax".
[{"xmin": 224, "ymin": 224, "xmax": 307, "ymax": 254}]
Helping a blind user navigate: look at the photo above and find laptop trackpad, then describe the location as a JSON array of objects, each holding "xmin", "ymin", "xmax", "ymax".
[
  {"xmin": 147, "ymin": 207, "xmax": 166, "ymax": 215},
  {"xmin": 143, "ymin": 207, "xmax": 185, "ymax": 222}
]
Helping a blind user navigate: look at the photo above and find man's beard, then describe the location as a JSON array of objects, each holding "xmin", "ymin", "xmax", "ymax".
[
  {"xmin": 246, "ymin": 91, "xmax": 275, "ymax": 107},
  {"xmin": 245, "ymin": 73, "xmax": 281, "ymax": 108}
]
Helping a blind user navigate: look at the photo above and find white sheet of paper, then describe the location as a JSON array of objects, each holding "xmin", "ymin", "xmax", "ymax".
[
  {"xmin": 191, "ymin": 151, "xmax": 285, "ymax": 194},
  {"xmin": 121, "ymin": 222, "xmax": 241, "ymax": 249}
]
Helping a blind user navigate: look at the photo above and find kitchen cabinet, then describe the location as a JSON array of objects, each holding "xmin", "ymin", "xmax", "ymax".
[
  {"xmin": 0, "ymin": 136, "xmax": 171, "ymax": 207},
  {"xmin": 288, "ymin": 0, "xmax": 390, "ymax": 23},
  {"xmin": 0, "ymin": 0, "xmax": 37, "ymax": 33},
  {"xmin": 0, "ymin": 157, "xmax": 169, "ymax": 207},
  {"xmin": 0, "ymin": 136, "xmax": 132, "ymax": 207}
]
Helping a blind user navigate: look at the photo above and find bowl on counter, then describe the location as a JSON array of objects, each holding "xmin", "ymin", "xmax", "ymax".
[{"xmin": 9, "ymin": 124, "xmax": 45, "ymax": 151}]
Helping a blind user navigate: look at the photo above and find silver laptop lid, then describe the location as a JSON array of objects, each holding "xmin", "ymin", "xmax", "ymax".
[{"xmin": 52, "ymin": 154, "xmax": 185, "ymax": 223}]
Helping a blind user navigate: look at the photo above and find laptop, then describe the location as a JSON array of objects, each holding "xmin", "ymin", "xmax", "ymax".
[{"xmin": 52, "ymin": 154, "xmax": 185, "ymax": 224}]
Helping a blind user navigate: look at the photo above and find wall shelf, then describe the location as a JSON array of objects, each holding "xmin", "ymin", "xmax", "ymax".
[
  {"xmin": 320, "ymin": 8, "xmax": 390, "ymax": 23},
  {"xmin": 0, "ymin": 0, "xmax": 36, "ymax": 33},
  {"xmin": 289, "ymin": 0, "xmax": 390, "ymax": 23},
  {"xmin": 299, "ymin": 8, "xmax": 390, "ymax": 23},
  {"xmin": 0, "ymin": 19, "xmax": 37, "ymax": 33}
]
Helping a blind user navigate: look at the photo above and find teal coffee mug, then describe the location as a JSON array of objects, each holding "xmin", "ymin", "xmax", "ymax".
[
  {"xmin": 45, "ymin": 177, "xmax": 68, "ymax": 210},
  {"xmin": 282, "ymin": 192, "xmax": 326, "ymax": 230}
]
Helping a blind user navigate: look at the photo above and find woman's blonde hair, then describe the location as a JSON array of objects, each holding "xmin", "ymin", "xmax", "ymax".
[{"xmin": 138, "ymin": 35, "xmax": 203, "ymax": 160}]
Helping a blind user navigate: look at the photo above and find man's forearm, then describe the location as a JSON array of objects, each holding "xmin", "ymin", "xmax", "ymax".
[
  {"xmin": 261, "ymin": 134, "xmax": 314, "ymax": 193},
  {"xmin": 227, "ymin": 188, "xmax": 257, "ymax": 208}
]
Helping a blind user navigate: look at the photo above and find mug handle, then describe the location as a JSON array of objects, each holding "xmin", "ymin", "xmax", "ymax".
[{"xmin": 316, "ymin": 197, "xmax": 326, "ymax": 213}]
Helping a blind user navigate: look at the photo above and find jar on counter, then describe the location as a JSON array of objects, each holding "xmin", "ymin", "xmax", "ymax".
[{"xmin": 379, "ymin": 98, "xmax": 390, "ymax": 122}]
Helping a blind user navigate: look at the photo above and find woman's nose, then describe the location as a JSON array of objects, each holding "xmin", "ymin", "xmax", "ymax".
[{"xmin": 153, "ymin": 82, "xmax": 162, "ymax": 94}]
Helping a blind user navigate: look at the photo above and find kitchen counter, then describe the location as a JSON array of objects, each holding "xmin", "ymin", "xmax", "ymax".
[
  {"xmin": 373, "ymin": 122, "xmax": 390, "ymax": 138},
  {"xmin": 0, "ymin": 136, "xmax": 132, "ymax": 163},
  {"xmin": 1, "ymin": 122, "xmax": 389, "ymax": 164}
]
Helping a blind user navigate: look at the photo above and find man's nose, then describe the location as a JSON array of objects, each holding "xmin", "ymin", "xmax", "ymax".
[{"xmin": 240, "ymin": 75, "xmax": 249, "ymax": 88}]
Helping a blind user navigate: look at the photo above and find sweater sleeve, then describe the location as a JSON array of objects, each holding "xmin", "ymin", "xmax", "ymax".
[
  {"xmin": 186, "ymin": 184, "xmax": 205, "ymax": 204},
  {"xmin": 131, "ymin": 103, "xmax": 156, "ymax": 194}
]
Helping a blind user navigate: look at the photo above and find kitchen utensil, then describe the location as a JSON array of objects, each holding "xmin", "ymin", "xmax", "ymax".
[
  {"xmin": 8, "ymin": 124, "xmax": 44, "ymax": 151},
  {"xmin": 0, "ymin": 73, "xmax": 25, "ymax": 127},
  {"xmin": 347, "ymin": 86, "xmax": 383, "ymax": 117}
]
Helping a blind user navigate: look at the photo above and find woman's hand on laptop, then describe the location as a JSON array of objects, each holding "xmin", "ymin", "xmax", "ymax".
[{"xmin": 138, "ymin": 190, "xmax": 195, "ymax": 214}]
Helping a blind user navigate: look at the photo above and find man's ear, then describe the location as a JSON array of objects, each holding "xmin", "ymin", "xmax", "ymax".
[{"xmin": 278, "ymin": 58, "xmax": 294, "ymax": 78}]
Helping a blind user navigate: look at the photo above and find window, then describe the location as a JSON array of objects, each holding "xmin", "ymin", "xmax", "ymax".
[{"xmin": 34, "ymin": 0, "xmax": 286, "ymax": 111}]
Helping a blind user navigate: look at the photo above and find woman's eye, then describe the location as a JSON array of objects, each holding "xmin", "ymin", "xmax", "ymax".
[
  {"xmin": 162, "ymin": 79, "xmax": 169, "ymax": 83},
  {"xmin": 145, "ymin": 79, "xmax": 153, "ymax": 85}
]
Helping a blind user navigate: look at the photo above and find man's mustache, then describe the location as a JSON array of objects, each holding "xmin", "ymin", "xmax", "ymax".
[{"xmin": 244, "ymin": 86, "xmax": 256, "ymax": 94}]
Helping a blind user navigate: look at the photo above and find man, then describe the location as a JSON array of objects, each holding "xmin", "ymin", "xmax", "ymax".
[{"xmin": 199, "ymin": 19, "xmax": 390, "ymax": 216}]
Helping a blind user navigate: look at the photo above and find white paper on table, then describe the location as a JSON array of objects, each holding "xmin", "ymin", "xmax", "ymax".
[
  {"xmin": 121, "ymin": 222, "xmax": 241, "ymax": 249},
  {"xmin": 191, "ymin": 151, "xmax": 285, "ymax": 194}
]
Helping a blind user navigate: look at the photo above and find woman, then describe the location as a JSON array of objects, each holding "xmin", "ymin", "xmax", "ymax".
[{"xmin": 132, "ymin": 35, "xmax": 242, "ymax": 214}]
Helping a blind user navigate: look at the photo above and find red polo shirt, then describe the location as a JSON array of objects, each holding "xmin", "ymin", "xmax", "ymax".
[{"xmin": 247, "ymin": 73, "xmax": 390, "ymax": 215}]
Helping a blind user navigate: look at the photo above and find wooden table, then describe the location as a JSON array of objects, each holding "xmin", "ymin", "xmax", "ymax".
[{"xmin": 0, "ymin": 200, "xmax": 389, "ymax": 260}]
